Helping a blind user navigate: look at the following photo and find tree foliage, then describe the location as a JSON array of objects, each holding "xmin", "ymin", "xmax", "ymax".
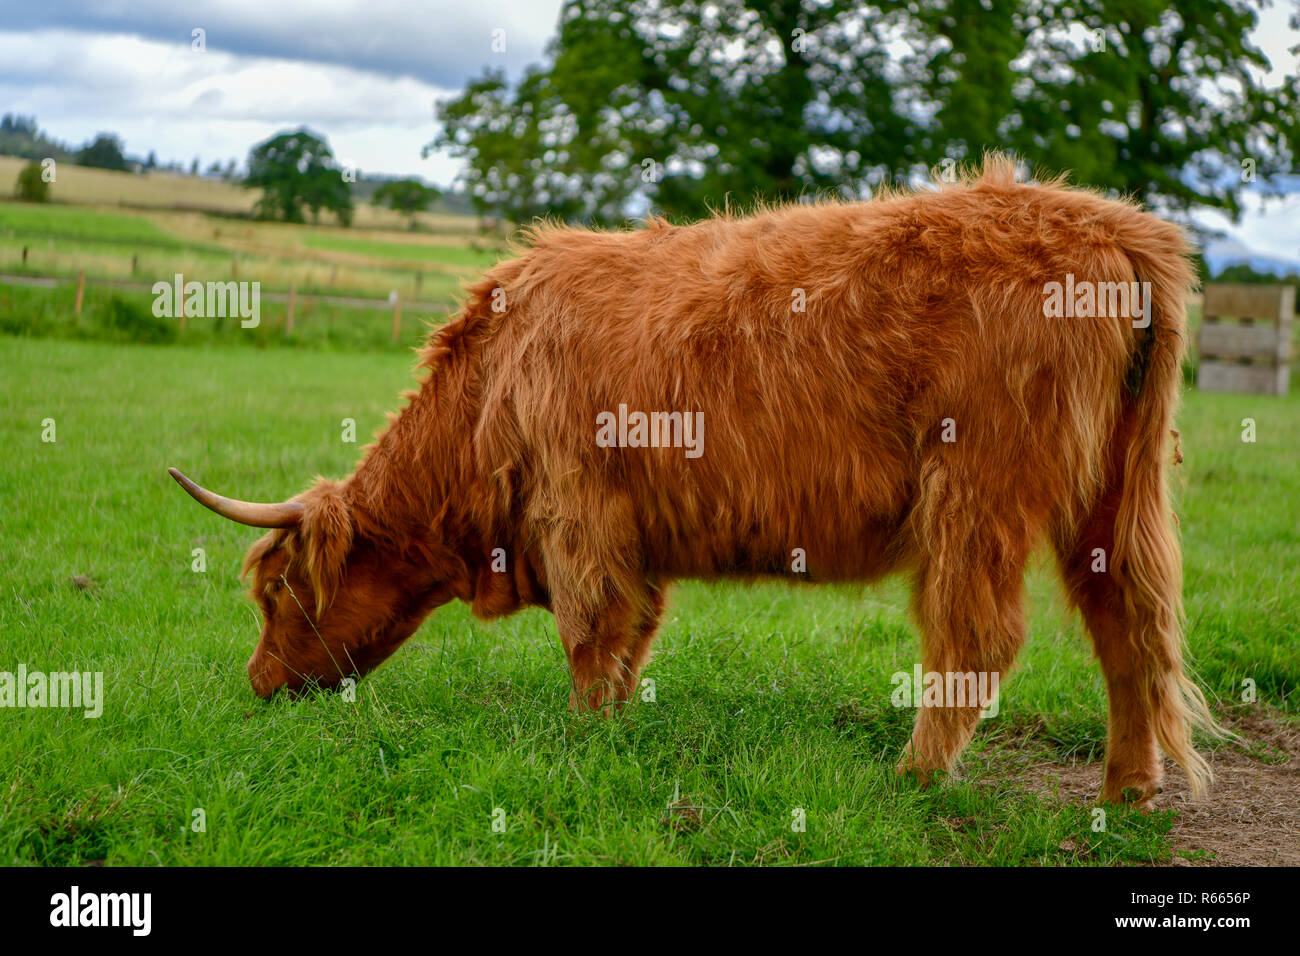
[
  {"xmin": 372, "ymin": 178, "xmax": 441, "ymax": 225},
  {"xmin": 14, "ymin": 160, "xmax": 50, "ymax": 202},
  {"xmin": 245, "ymin": 129, "xmax": 355, "ymax": 226},
  {"xmin": 0, "ymin": 115, "xmax": 74, "ymax": 163},
  {"xmin": 432, "ymin": 0, "xmax": 1298, "ymax": 226},
  {"xmin": 76, "ymin": 133, "xmax": 129, "ymax": 172},
  {"xmin": 921, "ymin": 0, "xmax": 1300, "ymax": 220}
]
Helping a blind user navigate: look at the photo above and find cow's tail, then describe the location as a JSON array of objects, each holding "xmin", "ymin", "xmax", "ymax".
[{"xmin": 1112, "ymin": 221, "xmax": 1226, "ymax": 799}]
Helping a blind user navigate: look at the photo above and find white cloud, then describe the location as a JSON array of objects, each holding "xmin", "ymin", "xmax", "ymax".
[
  {"xmin": 1194, "ymin": 190, "xmax": 1300, "ymax": 268},
  {"xmin": 1251, "ymin": 2, "xmax": 1299, "ymax": 86},
  {"xmin": 0, "ymin": 29, "xmax": 466, "ymax": 181},
  {"xmin": 2, "ymin": 0, "xmax": 565, "ymax": 87}
]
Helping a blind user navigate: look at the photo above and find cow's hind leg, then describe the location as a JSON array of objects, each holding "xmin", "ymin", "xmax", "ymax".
[
  {"xmin": 1054, "ymin": 481, "xmax": 1205, "ymax": 807},
  {"xmin": 898, "ymin": 471, "xmax": 1031, "ymax": 784}
]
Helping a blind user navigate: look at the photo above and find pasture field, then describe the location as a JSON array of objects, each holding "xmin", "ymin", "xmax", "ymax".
[
  {"xmin": 0, "ymin": 335, "xmax": 1295, "ymax": 866},
  {"xmin": 0, "ymin": 199, "xmax": 498, "ymax": 305}
]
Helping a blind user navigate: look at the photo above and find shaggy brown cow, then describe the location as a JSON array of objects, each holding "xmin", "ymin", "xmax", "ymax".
[{"xmin": 170, "ymin": 157, "xmax": 1221, "ymax": 806}]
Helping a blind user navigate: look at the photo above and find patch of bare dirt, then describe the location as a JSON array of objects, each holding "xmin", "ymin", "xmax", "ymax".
[{"xmin": 984, "ymin": 708, "xmax": 1299, "ymax": 866}]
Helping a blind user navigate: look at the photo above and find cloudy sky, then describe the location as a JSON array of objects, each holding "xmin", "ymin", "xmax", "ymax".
[
  {"xmin": 1, "ymin": 0, "xmax": 1296, "ymax": 262},
  {"xmin": 0, "ymin": 0, "xmax": 565, "ymax": 185}
]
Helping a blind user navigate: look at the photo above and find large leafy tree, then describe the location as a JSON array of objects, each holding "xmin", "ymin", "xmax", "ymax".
[
  {"xmin": 922, "ymin": 0, "xmax": 1300, "ymax": 219},
  {"xmin": 432, "ymin": 0, "xmax": 1298, "ymax": 226},
  {"xmin": 245, "ymin": 129, "xmax": 354, "ymax": 226},
  {"xmin": 432, "ymin": 0, "xmax": 926, "ymax": 224}
]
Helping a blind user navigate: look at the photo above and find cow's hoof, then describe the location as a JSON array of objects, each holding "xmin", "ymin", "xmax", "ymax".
[
  {"xmin": 1101, "ymin": 778, "xmax": 1162, "ymax": 809},
  {"xmin": 895, "ymin": 758, "xmax": 946, "ymax": 789}
]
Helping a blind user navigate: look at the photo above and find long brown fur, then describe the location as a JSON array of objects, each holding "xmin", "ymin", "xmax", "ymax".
[{"xmin": 236, "ymin": 155, "xmax": 1222, "ymax": 806}]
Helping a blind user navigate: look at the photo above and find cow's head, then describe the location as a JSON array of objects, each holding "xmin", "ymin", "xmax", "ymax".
[{"xmin": 168, "ymin": 468, "xmax": 461, "ymax": 699}]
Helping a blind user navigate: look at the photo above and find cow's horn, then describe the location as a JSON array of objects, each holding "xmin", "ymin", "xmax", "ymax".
[{"xmin": 168, "ymin": 467, "xmax": 303, "ymax": 528}]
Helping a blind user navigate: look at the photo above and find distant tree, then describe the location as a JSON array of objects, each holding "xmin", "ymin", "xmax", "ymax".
[
  {"xmin": 372, "ymin": 178, "xmax": 441, "ymax": 226},
  {"xmin": 1215, "ymin": 262, "xmax": 1295, "ymax": 282},
  {"xmin": 14, "ymin": 160, "xmax": 50, "ymax": 202},
  {"xmin": 0, "ymin": 114, "xmax": 38, "ymax": 136},
  {"xmin": 190, "ymin": 157, "xmax": 200, "ymax": 176},
  {"xmin": 0, "ymin": 114, "xmax": 74, "ymax": 163},
  {"xmin": 245, "ymin": 129, "xmax": 354, "ymax": 226},
  {"xmin": 76, "ymin": 133, "xmax": 129, "ymax": 171},
  {"xmin": 145, "ymin": 150, "xmax": 158, "ymax": 170}
]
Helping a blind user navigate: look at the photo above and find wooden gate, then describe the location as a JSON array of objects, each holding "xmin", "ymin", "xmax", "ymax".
[{"xmin": 1196, "ymin": 284, "xmax": 1294, "ymax": 396}]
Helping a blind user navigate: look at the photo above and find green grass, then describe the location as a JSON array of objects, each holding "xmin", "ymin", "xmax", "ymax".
[
  {"xmin": 0, "ymin": 279, "xmax": 453, "ymax": 352},
  {"xmin": 1, "ymin": 337, "xmax": 1296, "ymax": 865},
  {"xmin": 301, "ymin": 233, "xmax": 503, "ymax": 269},
  {"xmin": 0, "ymin": 199, "xmax": 489, "ymax": 304},
  {"xmin": 0, "ymin": 202, "xmax": 211, "ymax": 250}
]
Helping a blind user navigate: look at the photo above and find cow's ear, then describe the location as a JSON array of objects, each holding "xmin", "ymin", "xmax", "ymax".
[{"xmin": 298, "ymin": 481, "xmax": 354, "ymax": 613}]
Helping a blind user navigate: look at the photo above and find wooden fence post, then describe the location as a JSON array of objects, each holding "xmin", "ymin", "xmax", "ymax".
[
  {"xmin": 285, "ymin": 283, "xmax": 297, "ymax": 336},
  {"xmin": 391, "ymin": 293, "xmax": 402, "ymax": 343},
  {"xmin": 74, "ymin": 271, "xmax": 85, "ymax": 319},
  {"xmin": 1197, "ymin": 284, "xmax": 1295, "ymax": 396}
]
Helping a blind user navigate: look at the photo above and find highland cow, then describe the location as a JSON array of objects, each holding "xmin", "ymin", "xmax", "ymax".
[{"xmin": 170, "ymin": 157, "xmax": 1220, "ymax": 806}]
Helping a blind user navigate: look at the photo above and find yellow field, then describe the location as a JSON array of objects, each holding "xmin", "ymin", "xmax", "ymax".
[
  {"xmin": 0, "ymin": 155, "xmax": 257, "ymax": 213},
  {"xmin": 0, "ymin": 155, "xmax": 476, "ymax": 232}
]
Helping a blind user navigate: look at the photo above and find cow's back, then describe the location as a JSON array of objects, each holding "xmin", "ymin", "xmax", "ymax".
[{"xmin": 474, "ymin": 177, "xmax": 1160, "ymax": 581}]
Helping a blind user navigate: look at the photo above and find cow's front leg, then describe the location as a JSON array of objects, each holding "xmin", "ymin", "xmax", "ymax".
[
  {"xmin": 541, "ymin": 501, "xmax": 664, "ymax": 714},
  {"xmin": 553, "ymin": 583, "xmax": 665, "ymax": 713}
]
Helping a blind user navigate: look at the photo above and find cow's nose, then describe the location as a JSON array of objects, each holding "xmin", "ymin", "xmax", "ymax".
[{"xmin": 247, "ymin": 654, "xmax": 281, "ymax": 700}]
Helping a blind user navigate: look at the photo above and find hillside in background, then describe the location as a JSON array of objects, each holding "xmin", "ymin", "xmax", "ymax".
[{"xmin": 0, "ymin": 155, "xmax": 475, "ymax": 230}]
